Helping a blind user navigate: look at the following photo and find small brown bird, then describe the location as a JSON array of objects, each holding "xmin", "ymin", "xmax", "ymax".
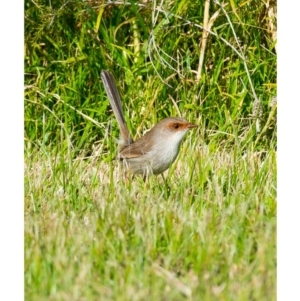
[{"xmin": 101, "ymin": 70, "xmax": 197, "ymax": 177}]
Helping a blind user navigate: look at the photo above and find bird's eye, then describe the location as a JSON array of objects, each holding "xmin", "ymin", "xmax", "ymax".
[{"xmin": 174, "ymin": 124, "xmax": 179, "ymax": 129}]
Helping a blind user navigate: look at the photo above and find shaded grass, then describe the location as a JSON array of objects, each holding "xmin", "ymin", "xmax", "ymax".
[{"xmin": 25, "ymin": 0, "xmax": 277, "ymax": 149}]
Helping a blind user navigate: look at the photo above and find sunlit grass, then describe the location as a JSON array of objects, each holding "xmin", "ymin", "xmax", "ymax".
[{"xmin": 25, "ymin": 134, "xmax": 276, "ymax": 300}]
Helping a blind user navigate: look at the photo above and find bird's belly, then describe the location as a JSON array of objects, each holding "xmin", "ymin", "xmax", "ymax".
[{"xmin": 123, "ymin": 147, "xmax": 179, "ymax": 176}]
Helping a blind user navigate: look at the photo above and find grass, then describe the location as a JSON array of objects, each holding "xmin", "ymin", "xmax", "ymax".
[
  {"xmin": 25, "ymin": 0, "xmax": 277, "ymax": 300},
  {"xmin": 25, "ymin": 138, "xmax": 276, "ymax": 300}
]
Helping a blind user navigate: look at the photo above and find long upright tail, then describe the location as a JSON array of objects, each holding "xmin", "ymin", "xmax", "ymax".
[{"xmin": 101, "ymin": 70, "xmax": 133, "ymax": 150}]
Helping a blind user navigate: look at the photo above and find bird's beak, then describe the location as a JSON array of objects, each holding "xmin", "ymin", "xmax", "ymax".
[{"xmin": 187, "ymin": 123, "xmax": 198, "ymax": 129}]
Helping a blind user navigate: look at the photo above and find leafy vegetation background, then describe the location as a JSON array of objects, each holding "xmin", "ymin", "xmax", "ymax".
[{"xmin": 25, "ymin": 0, "xmax": 277, "ymax": 300}]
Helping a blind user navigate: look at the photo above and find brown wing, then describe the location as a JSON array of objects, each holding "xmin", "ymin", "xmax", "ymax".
[{"xmin": 117, "ymin": 136, "xmax": 151, "ymax": 159}]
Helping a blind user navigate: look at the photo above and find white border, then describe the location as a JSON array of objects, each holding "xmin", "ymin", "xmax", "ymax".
[
  {"xmin": 277, "ymin": 0, "xmax": 300, "ymax": 300},
  {"xmin": 0, "ymin": 2, "xmax": 24, "ymax": 300}
]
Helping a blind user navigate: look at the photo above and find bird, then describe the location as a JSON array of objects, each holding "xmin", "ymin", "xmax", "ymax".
[{"xmin": 101, "ymin": 70, "xmax": 197, "ymax": 178}]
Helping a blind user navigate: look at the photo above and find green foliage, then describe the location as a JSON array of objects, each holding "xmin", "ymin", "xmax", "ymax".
[{"xmin": 25, "ymin": 0, "xmax": 276, "ymax": 151}]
